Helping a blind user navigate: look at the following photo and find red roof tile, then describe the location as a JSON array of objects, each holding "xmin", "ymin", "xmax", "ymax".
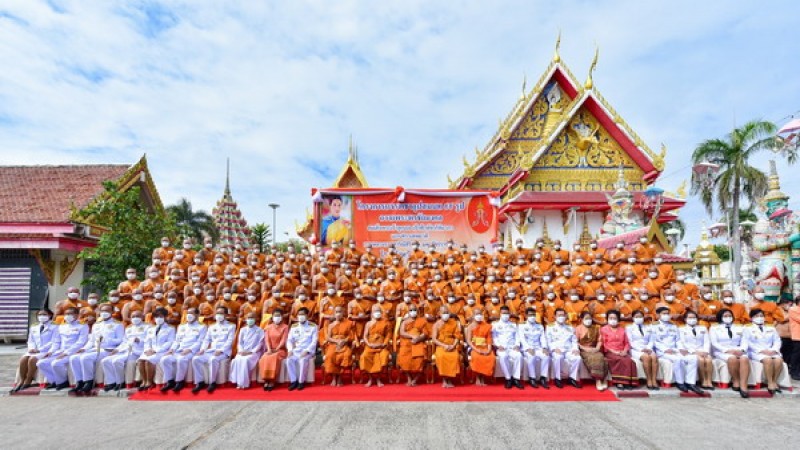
[{"xmin": 0, "ymin": 165, "xmax": 129, "ymax": 223}]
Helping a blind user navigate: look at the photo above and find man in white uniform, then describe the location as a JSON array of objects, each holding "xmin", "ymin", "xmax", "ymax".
[
  {"xmin": 518, "ymin": 307, "xmax": 550, "ymax": 388},
  {"xmin": 160, "ymin": 307, "xmax": 207, "ymax": 393},
  {"xmin": 13, "ymin": 310, "xmax": 60, "ymax": 392},
  {"xmin": 286, "ymin": 307, "xmax": 318, "ymax": 391},
  {"xmin": 492, "ymin": 306, "xmax": 523, "ymax": 389},
  {"xmin": 546, "ymin": 308, "xmax": 582, "ymax": 388},
  {"xmin": 37, "ymin": 307, "xmax": 88, "ymax": 390},
  {"xmin": 69, "ymin": 304, "xmax": 125, "ymax": 394},
  {"xmin": 191, "ymin": 306, "xmax": 236, "ymax": 394},
  {"xmin": 101, "ymin": 309, "xmax": 149, "ymax": 391}
]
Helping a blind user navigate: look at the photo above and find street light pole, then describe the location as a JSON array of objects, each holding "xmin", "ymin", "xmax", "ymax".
[{"xmin": 268, "ymin": 203, "xmax": 280, "ymax": 247}]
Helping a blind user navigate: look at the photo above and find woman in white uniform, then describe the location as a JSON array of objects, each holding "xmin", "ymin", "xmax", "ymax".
[
  {"xmin": 709, "ymin": 308, "xmax": 750, "ymax": 398},
  {"xmin": 625, "ymin": 310, "xmax": 658, "ymax": 390},
  {"xmin": 743, "ymin": 308, "xmax": 784, "ymax": 395}
]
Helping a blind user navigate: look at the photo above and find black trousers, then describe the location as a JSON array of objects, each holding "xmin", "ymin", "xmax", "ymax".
[
  {"xmin": 780, "ymin": 338, "xmax": 793, "ymax": 365},
  {"xmin": 791, "ymin": 339, "xmax": 800, "ymax": 377}
]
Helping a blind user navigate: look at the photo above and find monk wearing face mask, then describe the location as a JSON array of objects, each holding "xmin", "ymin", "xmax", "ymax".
[
  {"xmin": 259, "ymin": 310, "xmax": 289, "ymax": 391},
  {"xmin": 432, "ymin": 306, "xmax": 463, "ymax": 388},
  {"xmin": 397, "ymin": 304, "xmax": 429, "ymax": 386},
  {"xmin": 360, "ymin": 306, "xmax": 392, "ymax": 387},
  {"xmin": 323, "ymin": 306, "xmax": 355, "ymax": 387}
]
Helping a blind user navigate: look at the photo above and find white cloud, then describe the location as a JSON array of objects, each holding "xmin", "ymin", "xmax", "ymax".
[{"xmin": 1, "ymin": 0, "xmax": 799, "ymax": 248}]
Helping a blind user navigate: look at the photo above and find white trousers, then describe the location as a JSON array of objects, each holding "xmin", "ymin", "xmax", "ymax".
[
  {"xmin": 229, "ymin": 353, "xmax": 261, "ymax": 388},
  {"xmin": 523, "ymin": 349, "xmax": 550, "ymax": 379},
  {"xmin": 191, "ymin": 352, "xmax": 228, "ymax": 384},
  {"xmin": 660, "ymin": 353, "xmax": 697, "ymax": 384},
  {"xmin": 69, "ymin": 350, "xmax": 111, "ymax": 382},
  {"xmin": 496, "ymin": 349, "xmax": 522, "ymax": 380},
  {"xmin": 101, "ymin": 351, "xmax": 140, "ymax": 386},
  {"xmin": 286, "ymin": 353, "xmax": 314, "ymax": 383},
  {"xmin": 551, "ymin": 351, "xmax": 581, "ymax": 380},
  {"xmin": 160, "ymin": 351, "xmax": 196, "ymax": 382},
  {"xmin": 37, "ymin": 354, "xmax": 71, "ymax": 384}
]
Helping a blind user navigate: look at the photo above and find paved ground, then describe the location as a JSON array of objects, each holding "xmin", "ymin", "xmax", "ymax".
[{"xmin": 1, "ymin": 344, "xmax": 797, "ymax": 449}]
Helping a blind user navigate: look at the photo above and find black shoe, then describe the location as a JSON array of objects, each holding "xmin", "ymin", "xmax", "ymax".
[
  {"xmin": 703, "ymin": 385, "xmax": 715, "ymax": 391},
  {"xmin": 69, "ymin": 381, "xmax": 84, "ymax": 393},
  {"xmin": 288, "ymin": 382, "xmax": 298, "ymax": 391},
  {"xmin": 297, "ymin": 382, "xmax": 305, "ymax": 391},
  {"xmin": 11, "ymin": 385, "xmax": 22, "ymax": 393},
  {"xmin": 45, "ymin": 383, "xmax": 56, "ymax": 390},
  {"xmin": 731, "ymin": 385, "xmax": 741, "ymax": 392},
  {"xmin": 688, "ymin": 385, "xmax": 704, "ymax": 395},
  {"xmin": 160, "ymin": 380, "xmax": 175, "ymax": 392},
  {"xmin": 114, "ymin": 383, "xmax": 122, "ymax": 391},
  {"xmin": 138, "ymin": 385, "xmax": 148, "ymax": 392},
  {"xmin": 513, "ymin": 379, "xmax": 524, "ymax": 390},
  {"xmin": 263, "ymin": 383, "xmax": 270, "ymax": 391},
  {"xmin": 568, "ymin": 378, "xmax": 582, "ymax": 389},
  {"xmin": 676, "ymin": 383, "xmax": 688, "ymax": 393},
  {"xmin": 173, "ymin": 381, "xmax": 185, "ymax": 393},
  {"xmin": 528, "ymin": 378, "xmax": 538, "ymax": 388},
  {"xmin": 55, "ymin": 382, "xmax": 70, "ymax": 391},
  {"xmin": 192, "ymin": 382, "xmax": 206, "ymax": 394},
  {"xmin": 207, "ymin": 383, "xmax": 217, "ymax": 394},
  {"xmin": 767, "ymin": 388, "xmax": 776, "ymax": 395},
  {"xmin": 504, "ymin": 379, "xmax": 512, "ymax": 389},
  {"xmin": 266, "ymin": 384, "xmax": 274, "ymax": 392},
  {"xmin": 740, "ymin": 390, "xmax": 750, "ymax": 399},
  {"xmin": 615, "ymin": 383, "xmax": 625, "ymax": 390},
  {"xmin": 775, "ymin": 387, "xmax": 783, "ymax": 394},
  {"xmin": 82, "ymin": 380, "xmax": 95, "ymax": 394},
  {"xmin": 104, "ymin": 383, "xmax": 116, "ymax": 392},
  {"xmin": 647, "ymin": 385, "xmax": 656, "ymax": 391},
  {"xmin": 554, "ymin": 379, "xmax": 563, "ymax": 389}
]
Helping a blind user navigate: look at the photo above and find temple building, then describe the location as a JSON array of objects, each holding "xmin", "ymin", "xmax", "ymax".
[
  {"xmin": 0, "ymin": 156, "xmax": 161, "ymax": 339},
  {"xmin": 212, "ymin": 159, "xmax": 252, "ymax": 249},
  {"xmin": 296, "ymin": 139, "xmax": 368, "ymax": 242},
  {"xmin": 451, "ymin": 40, "xmax": 687, "ymax": 253}
]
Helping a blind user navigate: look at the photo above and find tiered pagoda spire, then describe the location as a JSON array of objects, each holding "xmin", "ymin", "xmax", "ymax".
[{"xmin": 212, "ymin": 159, "xmax": 251, "ymax": 249}]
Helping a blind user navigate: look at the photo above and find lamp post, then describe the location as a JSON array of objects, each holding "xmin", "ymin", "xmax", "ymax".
[{"xmin": 268, "ymin": 203, "xmax": 280, "ymax": 247}]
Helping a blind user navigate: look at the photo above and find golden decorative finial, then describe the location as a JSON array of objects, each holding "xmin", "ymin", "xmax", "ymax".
[
  {"xmin": 676, "ymin": 180, "xmax": 687, "ymax": 199},
  {"xmin": 462, "ymin": 154, "xmax": 470, "ymax": 168},
  {"xmin": 474, "ymin": 146, "xmax": 481, "ymax": 158},
  {"xmin": 521, "ymin": 73, "xmax": 527, "ymax": 99},
  {"xmin": 447, "ymin": 174, "xmax": 454, "ymax": 187},
  {"xmin": 553, "ymin": 30, "xmax": 561, "ymax": 63},
  {"xmin": 584, "ymin": 45, "xmax": 599, "ymax": 90}
]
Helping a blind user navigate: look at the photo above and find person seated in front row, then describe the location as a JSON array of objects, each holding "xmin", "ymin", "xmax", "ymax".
[
  {"xmin": 137, "ymin": 307, "xmax": 175, "ymax": 391},
  {"xmin": 518, "ymin": 307, "xmax": 550, "ymax": 389},
  {"xmin": 160, "ymin": 307, "xmax": 207, "ymax": 393},
  {"xmin": 492, "ymin": 306, "xmax": 522, "ymax": 389},
  {"xmin": 545, "ymin": 308, "xmax": 582, "ymax": 389},
  {"xmin": 101, "ymin": 309, "xmax": 148, "ymax": 391},
  {"xmin": 743, "ymin": 308, "xmax": 785, "ymax": 395},
  {"xmin": 465, "ymin": 310, "xmax": 494, "ymax": 387},
  {"xmin": 709, "ymin": 308, "xmax": 750, "ymax": 398},
  {"xmin": 69, "ymin": 304, "xmax": 125, "ymax": 395},
  {"xmin": 652, "ymin": 306, "xmax": 703, "ymax": 394},
  {"xmin": 259, "ymin": 309, "xmax": 289, "ymax": 391},
  {"xmin": 229, "ymin": 311, "xmax": 265, "ymax": 390},
  {"xmin": 678, "ymin": 310, "xmax": 714, "ymax": 391},
  {"xmin": 36, "ymin": 307, "xmax": 88, "ymax": 391},
  {"xmin": 625, "ymin": 310, "xmax": 659, "ymax": 390},
  {"xmin": 192, "ymin": 306, "xmax": 236, "ymax": 394},
  {"xmin": 13, "ymin": 310, "xmax": 58, "ymax": 393},
  {"xmin": 286, "ymin": 307, "xmax": 318, "ymax": 391}
]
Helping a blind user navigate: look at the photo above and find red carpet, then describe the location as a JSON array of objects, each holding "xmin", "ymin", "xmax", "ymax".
[{"xmin": 129, "ymin": 382, "xmax": 617, "ymax": 402}]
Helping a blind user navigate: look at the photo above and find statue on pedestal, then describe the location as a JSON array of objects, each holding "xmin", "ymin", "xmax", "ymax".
[
  {"xmin": 752, "ymin": 161, "xmax": 800, "ymax": 301},
  {"xmin": 601, "ymin": 166, "xmax": 643, "ymax": 236}
]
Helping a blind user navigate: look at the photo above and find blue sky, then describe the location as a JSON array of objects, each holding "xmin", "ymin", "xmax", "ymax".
[{"xmin": 1, "ymin": 1, "xmax": 798, "ymax": 249}]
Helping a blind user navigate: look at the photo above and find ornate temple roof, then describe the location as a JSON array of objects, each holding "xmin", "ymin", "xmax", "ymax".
[
  {"xmin": 452, "ymin": 38, "xmax": 667, "ymax": 197},
  {"xmin": 212, "ymin": 159, "xmax": 251, "ymax": 248}
]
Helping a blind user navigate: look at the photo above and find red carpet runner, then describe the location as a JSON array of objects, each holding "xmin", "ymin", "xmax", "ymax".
[{"xmin": 129, "ymin": 382, "xmax": 617, "ymax": 402}]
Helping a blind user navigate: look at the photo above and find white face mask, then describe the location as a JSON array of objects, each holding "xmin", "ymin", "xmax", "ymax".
[
  {"xmin": 167, "ymin": 297, "xmax": 177, "ymax": 305},
  {"xmin": 556, "ymin": 316, "xmax": 566, "ymax": 324},
  {"xmin": 223, "ymin": 294, "xmax": 232, "ymax": 300},
  {"xmin": 640, "ymin": 295, "xmax": 650, "ymax": 301},
  {"xmin": 186, "ymin": 314, "xmax": 196, "ymax": 323},
  {"xmin": 491, "ymin": 297, "xmax": 500, "ymax": 304},
  {"xmin": 500, "ymin": 313, "xmax": 510, "ymax": 322},
  {"xmin": 440, "ymin": 313, "xmax": 450, "ymax": 321},
  {"xmin": 131, "ymin": 317, "xmax": 142, "ymax": 325},
  {"xmin": 649, "ymin": 272, "xmax": 658, "ymax": 278},
  {"xmin": 100, "ymin": 311, "xmax": 111, "ymax": 320},
  {"xmin": 754, "ymin": 293, "xmax": 765, "ymax": 300},
  {"xmin": 677, "ymin": 276, "xmax": 685, "ymax": 282},
  {"xmin": 154, "ymin": 293, "xmax": 164, "ymax": 300},
  {"xmin": 126, "ymin": 274, "xmax": 136, "ymax": 280},
  {"xmin": 752, "ymin": 316, "xmax": 765, "ymax": 325},
  {"xmin": 546, "ymin": 293, "xmax": 555, "ymax": 300},
  {"xmin": 215, "ymin": 314, "xmax": 225, "ymax": 323},
  {"xmin": 467, "ymin": 298, "xmax": 475, "ymax": 305},
  {"xmin": 155, "ymin": 317, "xmax": 165, "ymax": 325},
  {"xmin": 409, "ymin": 311, "xmax": 418, "ymax": 318},
  {"xmin": 508, "ymin": 293, "xmax": 516, "ymax": 299},
  {"xmin": 686, "ymin": 318, "xmax": 698, "ymax": 326},
  {"xmin": 133, "ymin": 295, "xmax": 143, "ymax": 301},
  {"xmin": 38, "ymin": 315, "xmax": 50, "ymax": 323},
  {"xmin": 608, "ymin": 277, "xmax": 616, "ymax": 283},
  {"xmin": 327, "ymin": 289, "xmax": 336, "ymax": 296},
  {"xmin": 474, "ymin": 314, "xmax": 484, "ymax": 322},
  {"xmin": 660, "ymin": 314, "xmax": 671, "ymax": 323},
  {"xmin": 570, "ymin": 295, "xmax": 579, "ymax": 301},
  {"xmin": 527, "ymin": 317, "xmax": 536, "ymax": 324},
  {"xmin": 110, "ymin": 297, "xmax": 119, "ymax": 303},
  {"xmin": 272, "ymin": 316, "xmax": 283, "ymax": 324},
  {"xmin": 65, "ymin": 314, "xmax": 76, "ymax": 323},
  {"xmin": 298, "ymin": 315, "xmax": 307, "ymax": 323},
  {"xmin": 372, "ymin": 312, "xmax": 382, "ymax": 320},
  {"xmin": 88, "ymin": 298, "xmax": 98, "ymax": 306},
  {"xmin": 703, "ymin": 294, "xmax": 713, "ymax": 300},
  {"xmin": 161, "ymin": 241, "xmax": 169, "ymax": 248},
  {"xmin": 149, "ymin": 273, "xmax": 159, "ymax": 279},
  {"xmin": 633, "ymin": 317, "xmax": 644, "ymax": 325},
  {"xmin": 542, "ymin": 276, "xmax": 551, "ymax": 282},
  {"xmin": 68, "ymin": 293, "xmax": 78, "ymax": 300},
  {"xmin": 665, "ymin": 296, "xmax": 675, "ymax": 302},
  {"xmin": 608, "ymin": 318, "xmax": 618, "ymax": 326},
  {"xmin": 597, "ymin": 295, "xmax": 606, "ymax": 301},
  {"xmin": 582, "ymin": 318, "xmax": 593, "ymax": 327},
  {"xmin": 722, "ymin": 316, "xmax": 733, "ymax": 325},
  {"xmin": 246, "ymin": 318, "xmax": 256, "ymax": 327},
  {"xmin": 723, "ymin": 297, "xmax": 734, "ymax": 304}
]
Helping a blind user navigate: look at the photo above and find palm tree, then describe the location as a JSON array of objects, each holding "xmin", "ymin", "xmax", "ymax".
[
  {"xmin": 167, "ymin": 198, "xmax": 218, "ymax": 244},
  {"xmin": 690, "ymin": 119, "xmax": 786, "ymax": 284},
  {"xmin": 250, "ymin": 223, "xmax": 271, "ymax": 249}
]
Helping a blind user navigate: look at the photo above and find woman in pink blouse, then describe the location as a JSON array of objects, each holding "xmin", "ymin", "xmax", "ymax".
[{"xmin": 600, "ymin": 310, "xmax": 639, "ymax": 390}]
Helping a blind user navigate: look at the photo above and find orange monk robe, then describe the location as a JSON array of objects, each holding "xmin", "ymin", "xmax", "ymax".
[
  {"xmin": 542, "ymin": 299, "xmax": 565, "ymax": 325},
  {"xmin": 672, "ymin": 282, "xmax": 700, "ymax": 307},
  {"xmin": 433, "ymin": 319, "xmax": 462, "ymax": 378},
  {"xmin": 318, "ymin": 295, "xmax": 346, "ymax": 343},
  {"xmin": 656, "ymin": 263, "xmax": 676, "ymax": 284},
  {"xmin": 121, "ymin": 300, "xmax": 145, "ymax": 327},
  {"xmin": 640, "ymin": 278, "xmax": 667, "ymax": 297},
  {"xmin": 468, "ymin": 322, "xmax": 495, "ymax": 376},
  {"xmin": 53, "ymin": 299, "xmax": 80, "ymax": 324},
  {"xmin": 464, "ymin": 281, "xmax": 485, "ymax": 303},
  {"xmin": 215, "ymin": 298, "xmax": 241, "ymax": 322},
  {"xmin": 117, "ymin": 280, "xmax": 140, "ymax": 301},
  {"xmin": 348, "ymin": 298, "xmax": 372, "ymax": 341},
  {"xmin": 656, "ymin": 301, "xmax": 687, "ymax": 325},
  {"xmin": 360, "ymin": 319, "xmax": 392, "ymax": 373},
  {"xmin": 633, "ymin": 242, "xmax": 658, "ymax": 262},
  {"xmin": 695, "ymin": 299, "xmax": 723, "ymax": 328},
  {"xmin": 583, "ymin": 301, "xmax": 608, "ymax": 325},
  {"xmin": 380, "ymin": 279, "xmax": 404, "ymax": 301},
  {"xmin": 421, "ymin": 298, "xmax": 443, "ymax": 323},
  {"xmin": 730, "ymin": 303, "xmax": 749, "ymax": 325},
  {"xmin": 239, "ymin": 300, "xmax": 262, "ymax": 326},
  {"xmin": 258, "ymin": 323, "xmax": 289, "ymax": 380},
  {"xmin": 291, "ymin": 298, "xmax": 318, "ymax": 323},
  {"xmin": 446, "ymin": 301, "xmax": 467, "ymax": 325},
  {"xmin": 404, "ymin": 275, "xmax": 428, "ymax": 294},
  {"xmin": 506, "ymin": 298, "xmax": 525, "ymax": 322},
  {"xmin": 564, "ymin": 300, "xmax": 588, "ymax": 326},
  {"xmin": 375, "ymin": 301, "xmax": 394, "ymax": 322},
  {"xmin": 324, "ymin": 320, "xmax": 355, "ymax": 374}
]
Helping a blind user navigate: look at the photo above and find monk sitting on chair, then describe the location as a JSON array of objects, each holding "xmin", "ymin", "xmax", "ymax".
[
  {"xmin": 465, "ymin": 310, "xmax": 495, "ymax": 386},
  {"xmin": 360, "ymin": 306, "xmax": 391, "ymax": 387},
  {"xmin": 324, "ymin": 305, "xmax": 355, "ymax": 387},
  {"xmin": 432, "ymin": 305, "xmax": 463, "ymax": 388},
  {"xmin": 397, "ymin": 304, "xmax": 429, "ymax": 386}
]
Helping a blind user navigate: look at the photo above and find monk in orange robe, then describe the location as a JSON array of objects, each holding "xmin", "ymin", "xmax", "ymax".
[
  {"xmin": 466, "ymin": 312, "xmax": 495, "ymax": 386},
  {"xmin": 117, "ymin": 268, "xmax": 140, "ymax": 303},
  {"xmin": 121, "ymin": 288, "xmax": 145, "ymax": 326},
  {"xmin": 323, "ymin": 306, "xmax": 355, "ymax": 386},
  {"xmin": 432, "ymin": 305, "xmax": 463, "ymax": 388},
  {"xmin": 258, "ymin": 309, "xmax": 289, "ymax": 391},
  {"xmin": 360, "ymin": 307, "xmax": 392, "ymax": 387},
  {"xmin": 397, "ymin": 304, "xmax": 429, "ymax": 386}
]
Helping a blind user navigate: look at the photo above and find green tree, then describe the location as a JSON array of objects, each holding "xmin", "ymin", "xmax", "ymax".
[
  {"xmin": 79, "ymin": 182, "xmax": 177, "ymax": 297},
  {"xmin": 250, "ymin": 223, "xmax": 272, "ymax": 249},
  {"xmin": 167, "ymin": 198, "xmax": 218, "ymax": 245},
  {"xmin": 713, "ymin": 245, "xmax": 731, "ymax": 262},
  {"xmin": 691, "ymin": 119, "xmax": 788, "ymax": 284}
]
